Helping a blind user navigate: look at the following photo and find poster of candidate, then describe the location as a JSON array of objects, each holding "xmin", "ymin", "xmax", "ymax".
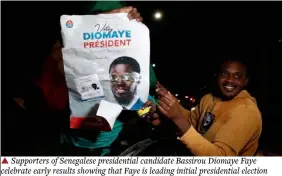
[{"xmin": 60, "ymin": 13, "xmax": 150, "ymax": 129}]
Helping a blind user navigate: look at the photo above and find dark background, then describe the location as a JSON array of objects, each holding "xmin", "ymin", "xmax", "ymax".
[{"xmin": 2, "ymin": 1, "xmax": 282, "ymax": 154}]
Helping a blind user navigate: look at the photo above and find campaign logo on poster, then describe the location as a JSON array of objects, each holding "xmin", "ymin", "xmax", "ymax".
[{"xmin": 66, "ymin": 20, "xmax": 73, "ymax": 28}]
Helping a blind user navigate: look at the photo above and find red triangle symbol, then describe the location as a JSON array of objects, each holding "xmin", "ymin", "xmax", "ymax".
[{"xmin": 2, "ymin": 158, "xmax": 8, "ymax": 164}]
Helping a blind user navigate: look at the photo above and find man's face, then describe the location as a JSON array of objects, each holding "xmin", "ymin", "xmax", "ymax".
[
  {"xmin": 217, "ymin": 60, "xmax": 248, "ymax": 100},
  {"xmin": 110, "ymin": 64, "xmax": 137, "ymax": 105}
]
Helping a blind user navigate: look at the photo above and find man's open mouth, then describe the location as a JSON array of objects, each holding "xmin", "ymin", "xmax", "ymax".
[
  {"xmin": 223, "ymin": 85, "xmax": 236, "ymax": 92},
  {"xmin": 115, "ymin": 88, "xmax": 127, "ymax": 94}
]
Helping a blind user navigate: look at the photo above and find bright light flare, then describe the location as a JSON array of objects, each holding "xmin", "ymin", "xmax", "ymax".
[{"xmin": 154, "ymin": 11, "xmax": 163, "ymax": 20}]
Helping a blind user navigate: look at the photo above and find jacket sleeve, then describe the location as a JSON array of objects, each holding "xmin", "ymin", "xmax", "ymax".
[
  {"xmin": 179, "ymin": 105, "xmax": 262, "ymax": 156},
  {"xmin": 179, "ymin": 94, "xmax": 211, "ymax": 128},
  {"xmin": 179, "ymin": 105, "xmax": 200, "ymax": 128}
]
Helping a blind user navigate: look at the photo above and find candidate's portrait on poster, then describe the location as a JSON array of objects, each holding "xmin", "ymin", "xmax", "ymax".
[{"xmin": 109, "ymin": 56, "xmax": 143, "ymax": 110}]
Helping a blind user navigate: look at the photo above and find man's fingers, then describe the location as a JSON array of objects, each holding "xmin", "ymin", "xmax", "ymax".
[
  {"xmin": 159, "ymin": 99, "xmax": 170, "ymax": 111},
  {"xmin": 142, "ymin": 100, "xmax": 153, "ymax": 109},
  {"xmin": 149, "ymin": 103, "xmax": 157, "ymax": 113},
  {"xmin": 160, "ymin": 97, "xmax": 171, "ymax": 106},
  {"xmin": 128, "ymin": 7, "xmax": 138, "ymax": 20},
  {"xmin": 166, "ymin": 91, "xmax": 174, "ymax": 99},
  {"xmin": 155, "ymin": 83, "xmax": 172, "ymax": 99},
  {"xmin": 133, "ymin": 12, "xmax": 141, "ymax": 21},
  {"xmin": 118, "ymin": 6, "xmax": 133, "ymax": 13},
  {"xmin": 156, "ymin": 87, "xmax": 167, "ymax": 97},
  {"xmin": 128, "ymin": 8, "xmax": 142, "ymax": 22},
  {"xmin": 158, "ymin": 105, "xmax": 168, "ymax": 117},
  {"xmin": 156, "ymin": 81, "xmax": 161, "ymax": 88},
  {"xmin": 137, "ymin": 16, "xmax": 143, "ymax": 22},
  {"xmin": 101, "ymin": 5, "xmax": 142, "ymax": 23},
  {"xmin": 156, "ymin": 82, "xmax": 166, "ymax": 89},
  {"xmin": 156, "ymin": 89, "xmax": 173, "ymax": 102},
  {"xmin": 106, "ymin": 6, "xmax": 133, "ymax": 14},
  {"xmin": 148, "ymin": 112, "xmax": 159, "ymax": 122}
]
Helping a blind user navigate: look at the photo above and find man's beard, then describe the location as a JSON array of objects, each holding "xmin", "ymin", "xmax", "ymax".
[
  {"xmin": 112, "ymin": 82, "xmax": 138, "ymax": 106},
  {"xmin": 114, "ymin": 92, "xmax": 134, "ymax": 106}
]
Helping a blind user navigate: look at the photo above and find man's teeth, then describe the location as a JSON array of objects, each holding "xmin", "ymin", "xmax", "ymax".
[{"xmin": 224, "ymin": 86, "xmax": 234, "ymax": 90}]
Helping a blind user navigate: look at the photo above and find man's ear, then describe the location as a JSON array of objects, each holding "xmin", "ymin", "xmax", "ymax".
[
  {"xmin": 136, "ymin": 75, "xmax": 141, "ymax": 84},
  {"xmin": 133, "ymin": 72, "xmax": 141, "ymax": 84},
  {"xmin": 245, "ymin": 77, "xmax": 249, "ymax": 87}
]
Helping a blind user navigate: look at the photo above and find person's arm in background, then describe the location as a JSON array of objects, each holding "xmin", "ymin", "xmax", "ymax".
[{"xmin": 33, "ymin": 41, "xmax": 68, "ymax": 111}]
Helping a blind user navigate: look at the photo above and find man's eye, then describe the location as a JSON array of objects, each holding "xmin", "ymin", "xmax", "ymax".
[
  {"xmin": 121, "ymin": 75, "xmax": 127, "ymax": 80},
  {"xmin": 234, "ymin": 74, "xmax": 242, "ymax": 80},
  {"xmin": 220, "ymin": 72, "xmax": 227, "ymax": 77},
  {"xmin": 110, "ymin": 74, "xmax": 134, "ymax": 82},
  {"xmin": 121, "ymin": 75, "xmax": 131, "ymax": 81},
  {"xmin": 111, "ymin": 75, "xmax": 118, "ymax": 81},
  {"xmin": 122, "ymin": 74, "xmax": 135, "ymax": 81}
]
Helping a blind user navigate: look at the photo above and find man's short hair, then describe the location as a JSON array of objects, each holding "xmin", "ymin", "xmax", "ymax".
[
  {"xmin": 215, "ymin": 56, "xmax": 252, "ymax": 78},
  {"xmin": 109, "ymin": 56, "xmax": 141, "ymax": 73}
]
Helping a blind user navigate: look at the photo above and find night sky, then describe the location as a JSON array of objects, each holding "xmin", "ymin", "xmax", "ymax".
[{"xmin": 2, "ymin": 1, "xmax": 282, "ymax": 153}]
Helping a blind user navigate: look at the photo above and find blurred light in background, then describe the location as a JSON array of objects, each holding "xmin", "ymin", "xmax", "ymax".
[
  {"xmin": 175, "ymin": 94, "xmax": 178, "ymax": 97},
  {"xmin": 154, "ymin": 11, "xmax": 163, "ymax": 20},
  {"xmin": 185, "ymin": 96, "xmax": 189, "ymax": 99},
  {"xmin": 152, "ymin": 64, "xmax": 156, "ymax": 67}
]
